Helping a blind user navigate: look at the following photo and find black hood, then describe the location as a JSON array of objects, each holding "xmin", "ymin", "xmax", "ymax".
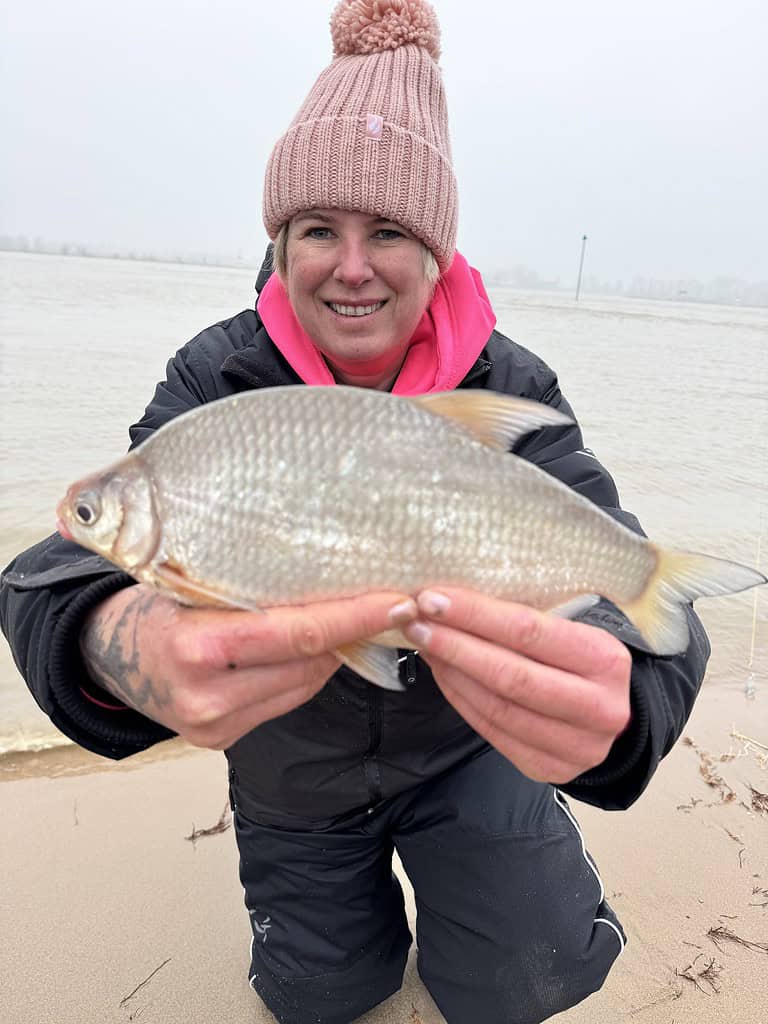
[{"xmin": 255, "ymin": 244, "xmax": 275, "ymax": 295}]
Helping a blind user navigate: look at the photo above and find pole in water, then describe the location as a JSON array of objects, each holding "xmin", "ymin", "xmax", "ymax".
[{"xmin": 575, "ymin": 234, "xmax": 588, "ymax": 302}]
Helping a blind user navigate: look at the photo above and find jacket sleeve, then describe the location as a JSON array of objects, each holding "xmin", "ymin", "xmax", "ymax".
[
  {"xmin": 0, "ymin": 345, "xmax": 213, "ymax": 760},
  {"xmin": 514, "ymin": 370, "xmax": 711, "ymax": 810}
]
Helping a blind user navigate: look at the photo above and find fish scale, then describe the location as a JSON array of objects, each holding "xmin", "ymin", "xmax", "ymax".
[{"xmin": 136, "ymin": 387, "xmax": 650, "ymax": 607}]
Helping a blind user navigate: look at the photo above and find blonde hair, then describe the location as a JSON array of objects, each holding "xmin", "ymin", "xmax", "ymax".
[{"xmin": 270, "ymin": 222, "xmax": 440, "ymax": 288}]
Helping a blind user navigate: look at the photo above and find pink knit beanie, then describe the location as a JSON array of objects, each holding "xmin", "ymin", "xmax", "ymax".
[{"xmin": 263, "ymin": 0, "xmax": 458, "ymax": 272}]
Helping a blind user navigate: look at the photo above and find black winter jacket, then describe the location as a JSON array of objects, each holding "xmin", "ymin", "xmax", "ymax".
[{"xmin": 0, "ymin": 278, "xmax": 710, "ymax": 828}]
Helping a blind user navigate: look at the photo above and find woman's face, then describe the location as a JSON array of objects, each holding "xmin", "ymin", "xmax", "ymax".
[{"xmin": 282, "ymin": 208, "xmax": 433, "ymax": 389}]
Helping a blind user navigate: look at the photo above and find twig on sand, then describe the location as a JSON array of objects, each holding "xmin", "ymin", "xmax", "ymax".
[
  {"xmin": 676, "ymin": 796, "xmax": 702, "ymax": 813},
  {"xmin": 675, "ymin": 953, "xmax": 723, "ymax": 994},
  {"xmin": 119, "ymin": 957, "xmax": 172, "ymax": 1007},
  {"xmin": 73, "ymin": 799, "xmax": 79, "ymax": 826},
  {"xmin": 750, "ymin": 886, "xmax": 768, "ymax": 909},
  {"xmin": 731, "ymin": 729, "xmax": 768, "ymax": 754},
  {"xmin": 707, "ymin": 925, "xmax": 768, "ymax": 955},
  {"xmin": 184, "ymin": 801, "xmax": 232, "ymax": 845},
  {"xmin": 718, "ymin": 826, "xmax": 747, "ymax": 868},
  {"xmin": 721, "ymin": 827, "xmax": 743, "ymax": 846},
  {"xmin": 628, "ymin": 984, "xmax": 683, "ymax": 1014},
  {"xmin": 729, "ymin": 728, "xmax": 768, "ymax": 770},
  {"xmin": 748, "ymin": 785, "xmax": 768, "ymax": 814}
]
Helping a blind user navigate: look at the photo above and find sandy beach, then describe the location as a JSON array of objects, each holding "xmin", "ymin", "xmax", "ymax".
[{"xmin": 2, "ymin": 681, "xmax": 766, "ymax": 1024}]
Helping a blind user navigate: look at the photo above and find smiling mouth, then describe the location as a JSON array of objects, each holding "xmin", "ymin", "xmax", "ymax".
[{"xmin": 326, "ymin": 301, "xmax": 387, "ymax": 318}]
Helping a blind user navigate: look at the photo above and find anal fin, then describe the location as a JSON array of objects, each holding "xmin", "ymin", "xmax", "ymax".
[
  {"xmin": 335, "ymin": 641, "xmax": 405, "ymax": 692},
  {"xmin": 547, "ymin": 594, "xmax": 601, "ymax": 620}
]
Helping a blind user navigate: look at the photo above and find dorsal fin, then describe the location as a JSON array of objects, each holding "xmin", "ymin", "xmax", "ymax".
[{"xmin": 411, "ymin": 391, "xmax": 572, "ymax": 450}]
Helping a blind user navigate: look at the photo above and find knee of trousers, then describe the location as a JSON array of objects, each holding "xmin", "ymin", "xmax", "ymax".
[
  {"xmin": 249, "ymin": 930, "xmax": 411, "ymax": 1024},
  {"xmin": 420, "ymin": 904, "xmax": 626, "ymax": 1024}
]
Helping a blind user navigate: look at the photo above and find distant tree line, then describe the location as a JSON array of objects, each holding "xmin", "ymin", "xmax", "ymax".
[
  {"xmin": 0, "ymin": 234, "xmax": 256, "ymax": 270},
  {"xmin": 486, "ymin": 264, "xmax": 768, "ymax": 308}
]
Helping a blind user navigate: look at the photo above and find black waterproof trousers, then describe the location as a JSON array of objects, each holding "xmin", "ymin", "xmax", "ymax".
[{"xmin": 235, "ymin": 747, "xmax": 625, "ymax": 1024}]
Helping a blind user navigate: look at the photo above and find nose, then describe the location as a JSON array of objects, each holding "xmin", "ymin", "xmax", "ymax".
[{"xmin": 333, "ymin": 237, "xmax": 374, "ymax": 288}]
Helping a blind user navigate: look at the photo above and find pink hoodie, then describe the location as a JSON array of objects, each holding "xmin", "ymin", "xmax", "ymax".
[{"xmin": 256, "ymin": 252, "xmax": 496, "ymax": 395}]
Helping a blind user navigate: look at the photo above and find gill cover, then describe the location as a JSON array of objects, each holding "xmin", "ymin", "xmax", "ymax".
[{"xmin": 110, "ymin": 457, "xmax": 162, "ymax": 572}]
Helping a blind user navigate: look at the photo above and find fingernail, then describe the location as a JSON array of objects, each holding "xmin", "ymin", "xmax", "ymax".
[
  {"xmin": 403, "ymin": 621, "xmax": 432, "ymax": 648},
  {"xmin": 388, "ymin": 598, "xmax": 418, "ymax": 626},
  {"xmin": 418, "ymin": 591, "xmax": 451, "ymax": 617}
]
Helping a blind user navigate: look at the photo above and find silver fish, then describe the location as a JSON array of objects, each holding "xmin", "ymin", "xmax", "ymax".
[{"xmin": 57, "ymin": 387, "xmax": 765, "ymax": 689}]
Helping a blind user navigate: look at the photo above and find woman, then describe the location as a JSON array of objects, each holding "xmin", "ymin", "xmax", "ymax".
[{"xmin": 0, "ymin": 3, "xmax": 710, "ymax": 1023}]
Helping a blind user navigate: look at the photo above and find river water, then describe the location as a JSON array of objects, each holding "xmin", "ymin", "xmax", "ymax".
[{"xmin": 1, "ymin": 251, "xmax": 766, "ymax": 754}]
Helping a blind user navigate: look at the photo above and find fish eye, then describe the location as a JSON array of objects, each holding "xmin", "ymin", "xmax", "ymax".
[{"xmin": 74, "ymin": 493, "xmax": 101, "ymax": 526}]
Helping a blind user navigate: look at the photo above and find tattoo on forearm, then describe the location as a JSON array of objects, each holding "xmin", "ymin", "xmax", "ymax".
[{"xmin": 80, "ymin": 590, "xmax": 171, "ymax": 714}]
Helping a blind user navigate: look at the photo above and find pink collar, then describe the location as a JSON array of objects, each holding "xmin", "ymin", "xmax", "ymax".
[{"xmin": 256, "ymin": 251, "xmax": 496, "ymax": 395}]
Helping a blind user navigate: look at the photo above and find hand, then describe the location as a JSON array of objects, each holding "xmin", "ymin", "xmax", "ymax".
[
  {"xmin": 80, "ymin": 584, "xmax": 417, "ymax": 750},
  {"xmin": 403, "ymin": 588, "xmax": 632, "ymax": 784}
]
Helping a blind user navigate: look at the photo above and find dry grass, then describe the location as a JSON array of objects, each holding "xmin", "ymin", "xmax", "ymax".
[
  {"xmin": 675, "ymin": 953, "xmax": 723, "ymax": 995},
  {"xmin": 707, "ymin": 925, "xmax": 768, "ymax": 955},
  {"xmin": 681, "ymin": 737, "xmax": 737, "ymax": 803},
  {"xmin": 184, "ymin": 801, "xmax": 232, "ymax": 844},
  {"xmin": 748, "ymin": 784, "xmax": 768, "ymax": 814}
]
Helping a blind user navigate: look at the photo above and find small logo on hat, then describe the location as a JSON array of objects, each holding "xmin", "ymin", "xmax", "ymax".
[{"xmin": 366, "ymin": 114, "xmax": 384, "ymax": 140}]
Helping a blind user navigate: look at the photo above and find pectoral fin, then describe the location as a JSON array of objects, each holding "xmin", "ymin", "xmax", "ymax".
[
  {"xmin": 412, "ymin": 392, "xmax": 572, "ymax": 450},
  {"xmin": 335, "ymin": 641, "xmax": 406, "ymax": 692},
  {"xmin": 149, "ymin": 561, "xmax": 264, "ymax": 613}
]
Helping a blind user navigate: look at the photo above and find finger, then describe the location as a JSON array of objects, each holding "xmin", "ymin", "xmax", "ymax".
[
  {"xmin": 410, "ymin": 620, "xmax": 628, "ymax": 729},
  {"xmin": 183, "ymin": 591, "xmax": 417, "ymax": 670},
  {"xmin": 412, "ymin": 587, "xmax": 631, "ymax": 681},
  {"xmin": 432, "ymin": 660, "xmax": 588, "ymax": 784},
  {"xmin": 184, "ymin": 674, "xmax": 329, "ymax": 751},
  {"xmin": 430, "ymin": 655, "xmax": 621, "ymax": 772},
  {"xmin": 171, "ymin": 654, "xmax": 340, "ymax": 730}
]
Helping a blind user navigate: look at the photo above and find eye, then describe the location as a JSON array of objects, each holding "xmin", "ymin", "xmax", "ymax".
[
  {"xmin": 306, "ymin": 227, "xmax": 333, "ymax": 240},
  {"xmin": 374, "ymin": 228, "xmax": 403, "ymax": 240},
  {"xmin": 74, "ymin": 492, "xmax": 101, "ymax": 526}
]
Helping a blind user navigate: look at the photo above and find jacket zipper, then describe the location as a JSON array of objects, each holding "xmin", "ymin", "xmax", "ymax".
[
  {"xmin": 228, "ymin": 765, "xmax": 238, "ymax": 811},
  {"xmin": 362, "ymin": 647, "xmax": 420, "ymax": 807},
  {"xmin": 363, "ymin": 685, "xmax": 383, "ymax": 805},
  {"xmin": 405, "ymin": 650, "xmax": 417, "ymax": 686}
]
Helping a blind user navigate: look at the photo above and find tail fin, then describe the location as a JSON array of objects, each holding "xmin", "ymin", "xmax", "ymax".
[{"xmin": 617, "ymin": 548, "xmax": 766, "ymax": 656}]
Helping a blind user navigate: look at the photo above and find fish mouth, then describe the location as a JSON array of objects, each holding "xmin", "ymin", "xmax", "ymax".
[
  {"xmin": 56, "ymin": 518, "xmax": 73, "ymax": 540},
  {"xmin": 55, "ymin": 496, "xmax": 73, "ymax": 540},
  {"xmin": 325, "ymin": 300, "xmax": 387, "ymax": 318}
]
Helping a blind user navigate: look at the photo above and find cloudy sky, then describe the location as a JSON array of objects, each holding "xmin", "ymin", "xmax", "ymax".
[{"xmin": 3, "ymin": 0, "xmax": 766, "ymax": 284}]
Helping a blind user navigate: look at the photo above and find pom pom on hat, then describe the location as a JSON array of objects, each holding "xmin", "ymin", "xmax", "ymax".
[
  {"xmin": 264, "ymin": 0, "xmax": 457, "ymax": 270},
  {"xmin": 331, "ymin": 0, "xmax": 441, "ymax": 61}
]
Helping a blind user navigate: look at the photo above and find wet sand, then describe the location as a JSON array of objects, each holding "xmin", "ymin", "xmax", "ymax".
[{"xmin": 2, "ymin": 683, "xmax": 767, "ymax": 1024}]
